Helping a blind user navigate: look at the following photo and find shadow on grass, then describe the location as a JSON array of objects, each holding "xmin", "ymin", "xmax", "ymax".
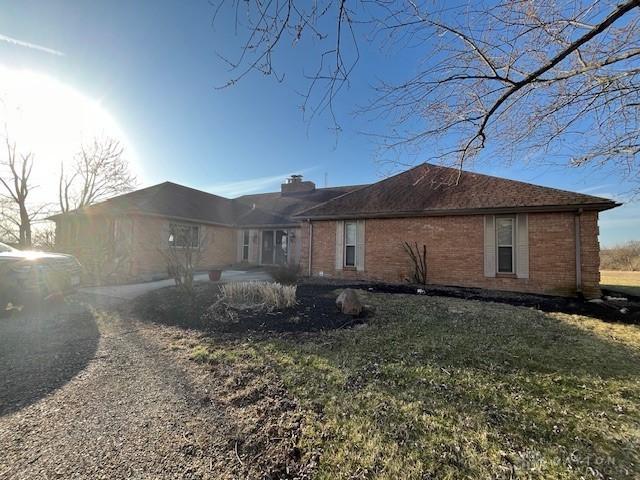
[
  {"xmin": 0, "ymin": 300, "xmax": 100, "ymax": 416},
  {"xmin": 236, "ymin": 293, "xmax": 640, "ymax": 479}
]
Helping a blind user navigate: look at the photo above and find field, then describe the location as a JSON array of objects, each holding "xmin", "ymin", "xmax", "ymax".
[
  {"xmin": 601, "ymin": 270, "xmax": 640, "ymax": 297},
  {"xmin": 187, "ymin": 290, "xmax": 640, "ymax": 479}
]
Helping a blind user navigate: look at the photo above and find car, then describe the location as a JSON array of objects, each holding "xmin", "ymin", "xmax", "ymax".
[{"xmin": 0, "ymin": 242, "xmax": 83, "ymax": 306}]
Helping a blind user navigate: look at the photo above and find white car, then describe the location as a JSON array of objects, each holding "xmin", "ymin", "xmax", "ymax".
[{"xmin": 0, "ymin": 242, "xmax": 82, "ymax": 304}]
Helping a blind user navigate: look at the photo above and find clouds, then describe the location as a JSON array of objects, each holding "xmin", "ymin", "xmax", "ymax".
[
  {"xmin": 0, "ymin": 33, "xmax": 64, "ymax": 56},
  {"xmin": 207, "ymin": 168, "xmax": 317, "ymax": 198}
]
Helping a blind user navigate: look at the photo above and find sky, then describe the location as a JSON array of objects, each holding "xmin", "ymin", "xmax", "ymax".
[{"xmin": 0, "ymin": 0, "xmax": 637, "ymax": 246}]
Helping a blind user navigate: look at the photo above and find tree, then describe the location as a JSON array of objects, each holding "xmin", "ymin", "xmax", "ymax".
[
  {"xmin": 0, "ymin": 138, "xmax": 45, "ymax": 246},
  {"xmin": 212, "ymin": 0, "xmax": 640, "ymax": 187},
  {"xmin": 59, "ymin": 137, "xmax": 136, "ymax": 213}
]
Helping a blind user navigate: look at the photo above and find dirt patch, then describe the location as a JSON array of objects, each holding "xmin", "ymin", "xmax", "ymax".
[{"xmin": 133, "ymin": 283, "xmax": 366, "ymax": 334}]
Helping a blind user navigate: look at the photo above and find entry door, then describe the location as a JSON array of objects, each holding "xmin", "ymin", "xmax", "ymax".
[
  {"xmin": 275, "ymin": 230, "xmax": 288, "ymax": 265},
  {"xmin": 261, "ymin": 231, "xmax": 274, "ymax": 265}
]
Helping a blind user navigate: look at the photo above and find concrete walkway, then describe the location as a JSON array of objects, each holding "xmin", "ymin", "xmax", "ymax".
[{"xmin": 79, "ymin": 269, "xmax": 273, "ymax": 300}]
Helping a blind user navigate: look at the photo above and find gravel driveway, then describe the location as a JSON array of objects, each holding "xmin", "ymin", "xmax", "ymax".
[{"xmin": 0, "ymin": 294, "xmax": 301, "ymax": 479}]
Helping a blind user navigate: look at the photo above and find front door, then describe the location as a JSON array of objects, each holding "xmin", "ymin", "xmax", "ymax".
[
  {"xmin": 261, "ymin": 231, "xmax": 274, "ymax": 265},
  {"xmin": 275, "ymin": 230, "xmax": 288, "ymax": 265}
]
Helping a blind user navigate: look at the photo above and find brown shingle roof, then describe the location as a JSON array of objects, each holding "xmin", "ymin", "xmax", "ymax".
[
  {"xmin": 296, "ymin": 163, "xmax": 619, "ymax": 219},
  {"xmin": 49, "ymin": 182, "xmax": 244, "ymax": 226},
  {"xmin": 234, "ymin": 185, "xmax": 366, "ymax": 226}
]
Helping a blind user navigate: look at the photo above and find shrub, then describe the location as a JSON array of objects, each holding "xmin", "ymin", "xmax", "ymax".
[
  {"xmin": 267, "ymin": 263, "xmax": 301, "ymax": 285},
  {"xmin": 220, "ymin": 281, "xmax": 297, "ymax": 311},
  {"xmin": 601, "ymin": 241, "xmax": 640, "ymax": 271},
  {"xmin": 203, "ymin": 281, "xmax": 297, "ymax": 323}
]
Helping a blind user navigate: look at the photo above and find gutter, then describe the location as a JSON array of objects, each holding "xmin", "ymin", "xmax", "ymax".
[
  {"xmin": 307, "ymin": 220, "xmax": 314, "ymax": 277},
  {"xmin": 293, "ymin": 202, "xmax": 621, "ymax": 221},
  {"xmin": 575, "ymin": 208, "xmax": 583, "ymax": 294}
]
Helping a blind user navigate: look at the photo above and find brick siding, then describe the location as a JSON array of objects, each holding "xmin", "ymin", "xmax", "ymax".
[{"xmin": 299, "ymin": 211, "xmax": 601, "ymax": 297}]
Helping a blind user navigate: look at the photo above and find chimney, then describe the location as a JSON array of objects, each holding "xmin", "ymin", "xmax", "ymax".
[{"xmin": 281, "ymin": 174, "xmax": 316, "ymax": 195}]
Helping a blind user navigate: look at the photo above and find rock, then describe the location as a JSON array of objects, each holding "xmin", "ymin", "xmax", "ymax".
[
  {"xmin": 336, "ymin": 289, "xmax": 363, "ymax": 316},
  {"xmin": 588, "ymin": 298, "xmax": 604, "ymax": 304},
  {"xmin": 620, "ymin": 307, "xmax": 629, "ymax": 314},
  {"xmin": 605, "ymin": 295, "xmax": 628, "ymax": 302},
  {"xmin": 416, "ymin": 288, "xmax": 426, "ymax": 295}
]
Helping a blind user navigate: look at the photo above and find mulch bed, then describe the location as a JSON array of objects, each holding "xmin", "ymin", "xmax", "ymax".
[
  {"xmin": 133, "ymin": 279, "xmax": 640, "ymax": 335},
  {"xmin": 330, "ymin": 280, "xmax": 640, "ymax": 325},
  {"xmin": 133, "ymin": 283, "xmax": 366, "ymax": 334}
]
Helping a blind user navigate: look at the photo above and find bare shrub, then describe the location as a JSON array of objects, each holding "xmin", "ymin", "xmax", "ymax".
[
  {"xmin": 267, "ymin": 263, "xmax": 301, "ymax": 285},
  {"xmin": 403, "ymin": 242, "xmax": 427, "ymax": 285},
  {"xmin": 220, "ymin": 281, "xmax": 297, "ymax": 311},
  {"xmin": 203, "ymin": 281, "xmax": 297, "ymax": 323},
  {"xmin": 601, "ymin": 241, "xmax": 640, "ymax": 271}
]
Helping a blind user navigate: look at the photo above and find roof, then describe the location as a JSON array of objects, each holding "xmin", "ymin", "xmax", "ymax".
[
  {"xmin": 48, "ymin": 164, "xmax": 619, "ymax": 226},
  {"xmin": 296, "ymin": 163, "xmax": 619, "ymax": 219},
  {"xmin": 48, "ymin": 181, "xmax": 366, "ymax": 226},
  {"xmin": 234, "ymin": 185, "xmax": 366, "ymax": 226},
  {"xmin": 48, "ymin": 182, "xmax": 243, "ymax": 226}
]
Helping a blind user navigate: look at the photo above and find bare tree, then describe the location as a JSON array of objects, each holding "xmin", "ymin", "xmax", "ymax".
[
  {"xmin": 0, "ymin": 138, "xmax": 46, "ymax": 246},
  {"xmin": 161, "ymin": 226, "xmax": 207, "ymax": 296},
  {"xmin": 59, "ymin": 137, "xmax": 136, "ymax": 213},
  {"xmin": 211, "ymin": 0, "xmax": 640, "ymax": 187}
]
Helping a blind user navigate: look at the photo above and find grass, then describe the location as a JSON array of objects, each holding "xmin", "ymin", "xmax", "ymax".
[
  {"xmin": 219, "ymin": 281, "xmax": 297, "ymax": 311},
  {"xmin": 192, "ymin": 292, "xmax": 640, "ymax": 479},
  {"xmin": 601, "ymin": 270, "xmax": 640, "ymax": 297}
]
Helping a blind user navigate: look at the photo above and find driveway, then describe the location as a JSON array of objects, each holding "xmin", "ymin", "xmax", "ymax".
[
  {"xmin": 0, "ymin": 294, "xmax": 271, "ymax": 479},
  {"xmin": 79, "ymin": 269, "xmax": 273, "ymax": 300}
]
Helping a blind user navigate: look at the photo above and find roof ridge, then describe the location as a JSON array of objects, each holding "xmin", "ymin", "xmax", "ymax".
[{"xmin": 423, "ymin": 163, "xmax": 613, "ymax": 203}]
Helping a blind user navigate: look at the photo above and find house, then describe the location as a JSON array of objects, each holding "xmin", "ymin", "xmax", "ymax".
[{"xmin": 49, "ymin": 163, "xmax": 619, "ymax": 297}]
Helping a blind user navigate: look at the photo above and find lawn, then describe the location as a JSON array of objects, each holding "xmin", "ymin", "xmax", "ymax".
[
  {"xmin": 190, "ymin": 291, "xmax": 640, "ymax": 479},
  {"xmin": 601, "ymin": 270, "xmax": 640, "ymax": 297}
]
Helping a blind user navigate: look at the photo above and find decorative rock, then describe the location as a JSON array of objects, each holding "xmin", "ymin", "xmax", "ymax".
[
  {"xmin": 336, "ymin": 289, "xmax": 363, "ymax": 316},
  {"xmin": 605, "ymin": 295, "xmax": 628, "ymax": 302}
]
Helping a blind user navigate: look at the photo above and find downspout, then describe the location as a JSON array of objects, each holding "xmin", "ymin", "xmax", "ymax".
[
  {"xmin": 307, "ymin": 220, "xmax": 313, "ymax": 277},
  {"xmin": 575, "ymin": 209, "xmax": 583, "ymax": 294}
]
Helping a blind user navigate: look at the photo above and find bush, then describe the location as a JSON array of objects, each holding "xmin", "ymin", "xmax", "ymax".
[
  {"xmin": 267, "ymin": 263, "xmax": 301, "ymax": 285},
  {"xmin": 203, "ymin": 281, "xmax": 297, "ymax": 323},
  {"xmin": 220, "ymin": 281, "xmax": 297, "ymax": 310},
  {"xmin": 601, "ymin": 241, "xmax": 640, "ymax": 271}
]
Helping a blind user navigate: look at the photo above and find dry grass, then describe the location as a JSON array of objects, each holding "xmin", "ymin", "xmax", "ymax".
[
  {"xmin": 192, "ymin": 292, "xmax": 640, "ymax": 479},
  {"xmin": 601, "ymin": 270, "xmax": 640, "ymax": 297},
  {"xmin": 219, "ymin": 281, "xmax": 297, "ymax": 311}
]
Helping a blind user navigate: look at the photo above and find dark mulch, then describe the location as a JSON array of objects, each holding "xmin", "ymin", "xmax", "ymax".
[
  {"xmin": 331, "ymin": 280, "xmax": 640, "ymax": 325},
  {"xmin": 133, "ymin": 283, "xmax": 366, "ymax": 334},
  {"xmin": 133, "ymin": 279, "xmax": 640, "ymax": 336}
]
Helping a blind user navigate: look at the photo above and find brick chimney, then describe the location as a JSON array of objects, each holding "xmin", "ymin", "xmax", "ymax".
[{"xmin": 281, "ymin": 174, "xmax": 316, "ymax": 195}]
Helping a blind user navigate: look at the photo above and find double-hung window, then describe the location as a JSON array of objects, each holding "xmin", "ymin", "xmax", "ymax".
[
  {"xmin": 496, "ymin": 217, "xmax": 515, "ymax": 273},
  {"xmin": 169, "ymin": 223, "xmax": 199, "ymax": 248},
  {"xmin": 242, "ymin": 230, "xmax": 250, "ymax": 261},
  {"xmin": 344, "ymin": 221, "xmax": 357, "ymax": 267}
]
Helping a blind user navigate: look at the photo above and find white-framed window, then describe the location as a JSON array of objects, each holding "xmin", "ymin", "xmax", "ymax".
[
  {"xmin": 242, "ymin": 230, "xmax": 250, "ymax": 261},
  {"xmin": 344, "ymin": 221, "xmax": 357, "ymax": 267},
  {"xmin": 169, "ymin": 223, "xmax": 199, "ymax": 248},
  {"xmin": 496, "ymin": 216, "xmax": 515, "ymax": 273}
]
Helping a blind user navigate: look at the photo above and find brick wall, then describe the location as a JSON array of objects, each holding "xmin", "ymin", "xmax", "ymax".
[
  {"xmin": 130, "ymin": 215, "xmax": 236, "ymax": 279},
  {"xmin": 299, "ymin": 211, "xmax": 601, "ymax": 297}
]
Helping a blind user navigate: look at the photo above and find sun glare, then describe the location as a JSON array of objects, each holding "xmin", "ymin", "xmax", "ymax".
[{"xmin": 0, "ymin": 65, "xmax": 140, "ymax": 202}]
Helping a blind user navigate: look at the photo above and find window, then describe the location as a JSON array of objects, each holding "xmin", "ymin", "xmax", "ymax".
[
  {"xmin": 344, "ymin": 221, "xmax": 357, "ymax": 267},
  {"xmin": 169, "ymin": 223, "xmax": 199, "ymax": 248},
  {"xmin": 496, "ymin": 217, "xmax": 514, "ymax": 273},
  {"xmin": 242, "ymin": 230, "xmax": 250, "ymax": 261}
]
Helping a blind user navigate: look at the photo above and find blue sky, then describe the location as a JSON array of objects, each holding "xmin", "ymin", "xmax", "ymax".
[{"xmin": 0, "ymin": 0, "xmax": 637, "ymax": 246}]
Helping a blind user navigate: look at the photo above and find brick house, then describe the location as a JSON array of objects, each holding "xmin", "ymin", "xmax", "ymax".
[{"xmin": 49, "ymin": 163, "xmax": 619, "ymax": 297}]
